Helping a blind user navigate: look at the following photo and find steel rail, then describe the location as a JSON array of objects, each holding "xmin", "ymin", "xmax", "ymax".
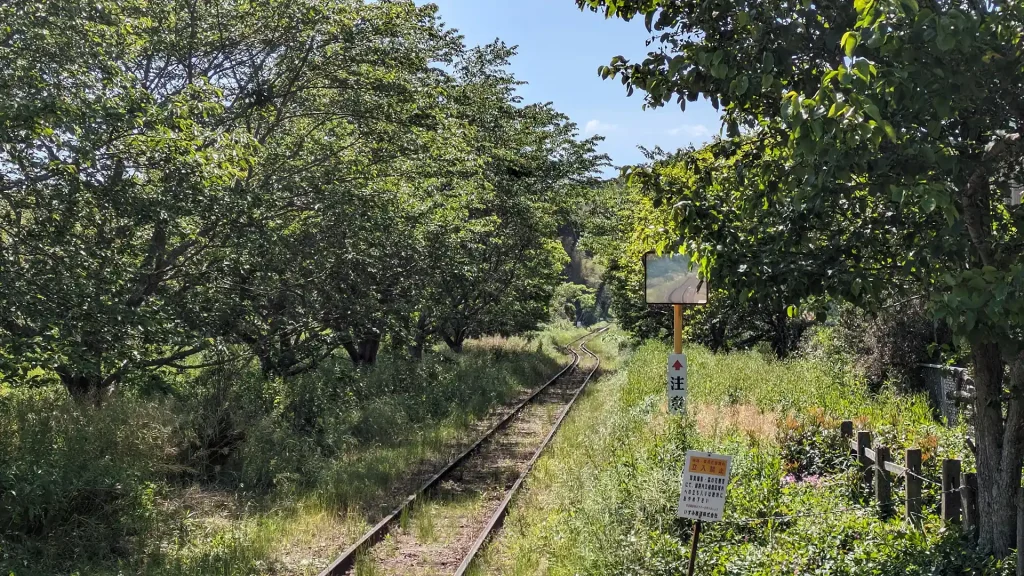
[
  {"xmin": 453, "ymin": 327, "xmax": 608, "ymax": 576},
  {"xmin": 317, "ymin": 326, "xmax": 606, "ymax": 576}
]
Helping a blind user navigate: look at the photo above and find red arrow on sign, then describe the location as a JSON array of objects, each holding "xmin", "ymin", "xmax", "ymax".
[{"xmin": 672, "ymin": 360, "xmax": 683, "ymax": 370}]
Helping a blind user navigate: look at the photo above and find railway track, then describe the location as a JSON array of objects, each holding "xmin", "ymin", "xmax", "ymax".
[{"xmin": 317, "ymin": 327, "xmax": 608, "ymax": 576}]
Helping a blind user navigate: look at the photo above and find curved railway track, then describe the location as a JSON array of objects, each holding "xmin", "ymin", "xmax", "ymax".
[{"xmin": 317, "ymin": 327, "xmax": 608, "ymax": 576}]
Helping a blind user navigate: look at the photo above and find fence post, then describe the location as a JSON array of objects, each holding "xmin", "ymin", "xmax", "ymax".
[
  {"xmin": 941, "ymin": 459, "xmax": 962, "ymax": 523},
  {"xmin": 961, "ymin": 472, "xmax": 978, "ymax": 539},
  {"xmin": 875, "ymin": 445, "xmax": 893, "ymax": 518},
  {"xmin": 840, "ymin": 420, "xmax": 854, "ymax": 440},
  {"xmin": 905, "ymin": 448, "xmax": 922, "ymax": 526},
  {"xmin": 857, "ymin": 431, "xmax": 873, "ymax": 486}
]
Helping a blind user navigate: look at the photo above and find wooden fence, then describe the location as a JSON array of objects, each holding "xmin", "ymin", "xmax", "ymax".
[{"xmin": 839, "ymin": 420, "xmax": 977, "ymax": 533}]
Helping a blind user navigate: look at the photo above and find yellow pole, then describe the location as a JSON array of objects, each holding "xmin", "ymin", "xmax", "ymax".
[{"xmin": 673, "ymin": 304, "xmax": 683, "ymax": 354}]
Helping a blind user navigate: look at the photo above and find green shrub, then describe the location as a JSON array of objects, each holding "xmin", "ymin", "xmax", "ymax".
[
  {"xmin": 777, "ymin": 411, "xmax": 854, "ymax": 478},
  {"xmin": 810, "ymin": 301, "xmax": 962, "ymax": 391},
  {"xmin": 1, "ymin": 328, "xmax": 576, "ymax": 575},
  {"xmin": 0, "ymin": 386, "xmax": 172, "ymax": 572}
]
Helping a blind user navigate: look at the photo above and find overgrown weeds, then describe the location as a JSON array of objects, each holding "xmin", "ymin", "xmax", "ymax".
[
  {"xmin": 479, "ymin": 341, "xmax": 1004, "ymax": 576},
  {"xmin": 0, "ymin": 326, "xmax": 585, "ymax": 575}
]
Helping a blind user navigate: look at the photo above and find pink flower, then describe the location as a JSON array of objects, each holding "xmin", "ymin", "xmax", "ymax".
[{"xmin": 780, "ymin": 473, "xmax": 823, "ymax": 487}]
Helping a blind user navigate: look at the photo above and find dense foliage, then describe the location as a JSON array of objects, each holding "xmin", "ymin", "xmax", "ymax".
[
  {"xmin": 579, "ymin": 0, "xmax": 1024, "ymax": 555},
  {"xmin": 0, "ymin": 0, "xmax": 605, "ymax": 397},
  {"xmin": 585, "ymin": 168, "xmax": 811, "ymax": 358}
]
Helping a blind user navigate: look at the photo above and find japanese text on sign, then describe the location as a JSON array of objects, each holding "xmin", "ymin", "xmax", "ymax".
[
  {"xmin": 667, "ymin": 353, "xmax": 687, "ymax": 415},
  {"xmin": 677, "ymin": 451, "xmax": 732, "ymax": 522}
]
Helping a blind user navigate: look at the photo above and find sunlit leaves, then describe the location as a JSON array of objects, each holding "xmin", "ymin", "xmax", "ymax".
[
  {"xmin": 0, "ymin": 0, "xmax": 605, "ymax": 390},
  {"xmin": 577, "ymin": 0, "xmax": 1024, "ymax": 348},
  {"xmin": 841, "ymin": 31, "xmax": 860, "ymax": 57}
]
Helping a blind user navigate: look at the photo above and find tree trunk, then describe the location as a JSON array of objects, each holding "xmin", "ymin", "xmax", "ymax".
[
  {"xmin": 56, "ymin": 368, "xmax": 106, "ymax": 405},
  {"xmin": 708, "ymin": 316, "xmax": 728, "ymax": 353},
  {"xmin": 259, "ymin": 337, "xmax": 299, "ymax": 377},
  {"xmin": 408, "ymin": 315, "xmax": 431, "ymax": 360},
  {"xmin": 442, "ymin": 330, "xmax": 466, "ymax": 354},
  {"xmin": 359, "ymin": 337, "xmax": 380, "ymax": 365},
  {"xmin": 769, "ymin": 311, "xmax": 791, "ymax": 359},
  {"xmin": 1018, "ymin": 482, "xmax": 1024, "ymax": 576},
  {"xmin": 409, "ymin": 336, "xmax": 426, "ymax": 360},
  {"xmin": 344, "ymin": 336, "xmax": 381, "ymax": 366},
  {"xmin": 971, "ymin": 342, "xmax": 1023, "ymax": 556}
]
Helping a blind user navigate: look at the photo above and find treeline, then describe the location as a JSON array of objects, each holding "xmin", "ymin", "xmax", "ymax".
[
  {"xmin": 0, "ymin": 0, "xmax": 606, "ymax": 398},
  {"xmin": 586, "ymin": 169, "xmax": 811, "ymax": 360}
]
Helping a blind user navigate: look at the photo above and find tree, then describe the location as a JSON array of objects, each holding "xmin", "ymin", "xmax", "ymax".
[
  {"xmin": 0, "ymin": 0, "xmax": 471, "ymax": 385},
  {"xmin": 552, "ymin": 282, "xmax": 597, "ymax": 325},
  {"xmin": 0, "ymin": 0, "xmax": 254, "ymax": 397},
  {"xmin": 579, "ymin": 0, "xmax": 1024, "ymax": 556},
  {"xmin": 1, "ymin": 0, "xmax": 604, "ymax": 395},
  {"xmin": 215, "ymin": 0, "xmax": 467, "ymax": 372},
  {"xmin": 587, "ymin": 155, "xmax": 809, "ymax": 356},
  {"xmin": 412, "ymin": 43, "xmax": 608, "ymax": 353}
]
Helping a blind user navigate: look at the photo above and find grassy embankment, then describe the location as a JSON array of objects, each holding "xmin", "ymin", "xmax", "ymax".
[
  {"xmin": 0, "ymin": 323, "xmax": 598, "ymax": 576},
  {"xmin": 476, "ymin": 334, "xmax": 1009, "ymax": 576}
]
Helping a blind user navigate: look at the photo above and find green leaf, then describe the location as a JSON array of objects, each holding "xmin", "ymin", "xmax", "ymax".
[
  {"xmin": 890, "ymin": 186, "xmax": 905, "ymax": 203},
  {"xmin": 761, "ymin": 74, "xmax": 774, "ymax": 90},
  {"xmin": 735, "ymin": 75, "xmax": 749, "ymax": 95},
  {"xmin": 936, "ymin": 21, "xmax": 956, "ymax": 51},
  {"xmin": 841, "ymin": 31, "xmax": 860, "ymax": 57},
  {"xmin": 668, "ymin": 56, "xmax": 685, "ymax": 76},
  {"xmin": 762, "ymin": 52, "xmax": 775, "ymax": 71},
  {"xmin": 863, "ymin": 102, "xmax": 882, "ymax": 123},
  {"xmin": 711, "ymin": 62, "xmax": 729, "ymax": 79},
  {"xmin": 787, "ymin": 305, "xmax": 798, "ymax": 318},
  {"xmin": 921, "ymin": 196, "xmax": 937, "ymax": 212},
  {"xmin": 882, "ymin": 120, "xmax": 897, "ymax": 142}
]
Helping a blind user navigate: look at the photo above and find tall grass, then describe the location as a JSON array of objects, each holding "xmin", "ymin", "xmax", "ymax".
[
  {"xmin": 0, "ymin": 326, "xmax": 586, "ymax": 576},
  {"xmin": 479, "ymin": 341, "xmax": 1006, "ymax": 576}
]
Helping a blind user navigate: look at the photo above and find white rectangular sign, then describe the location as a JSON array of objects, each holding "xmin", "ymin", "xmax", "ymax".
[
  {"xmin": 667, "ymin": 353, "xmax": 688, "ymax": 414},
  {"xmin": 677, "ymin": 451, "xmax": 732, "ymax": 521}
]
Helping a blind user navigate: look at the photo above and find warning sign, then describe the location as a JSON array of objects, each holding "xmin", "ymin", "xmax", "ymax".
[
  {"xmin": 667, "ymin": 353, "xmax": 687, "ymax": 415},
  {"xmin": 677, "ymin": 451, "xmax": 732, "ymax": 521}
]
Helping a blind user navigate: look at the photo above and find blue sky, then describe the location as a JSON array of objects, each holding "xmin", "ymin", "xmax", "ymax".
[{"xmin": 427, "ymin": 0, "xmax": 720, "ymax": 176}]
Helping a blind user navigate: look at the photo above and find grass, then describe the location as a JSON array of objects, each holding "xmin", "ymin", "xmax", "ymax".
[
  {"xmin": 413, "ymin": 501, "xmax": 438, "ymax": 544},
  {"xmin": 476, "ymin": 338, "xmax": 1009, "ymax": 576},
  {"xmin": 0, "ymin": 323, "xmax": 594, "ymax": 576}
]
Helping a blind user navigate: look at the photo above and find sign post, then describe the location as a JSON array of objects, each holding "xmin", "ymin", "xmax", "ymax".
[
  {"xmin": 671, "ymin": 304, "xmax": 686, "ymax": 412},
  {"xmin": 687, "ymin": 521, "xmax": 702, "ymax": 576},
  {"xmin": 644, "ymin": 251, "xmax": 718, "ymax": 573},
  {"xmin": 643, "ymin": 252, "xmax": 705, "ymax": 416},
  {"xmin": 674, "ymin": 303, "xmax": 683, "ymax": 355},
  {"xmin": 677, "ymin": 451, "xmax": 732, "ymax": 576},
  {"xmin": 668, "ymin": 348, "xmax": 687, "ymax": 415}
]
